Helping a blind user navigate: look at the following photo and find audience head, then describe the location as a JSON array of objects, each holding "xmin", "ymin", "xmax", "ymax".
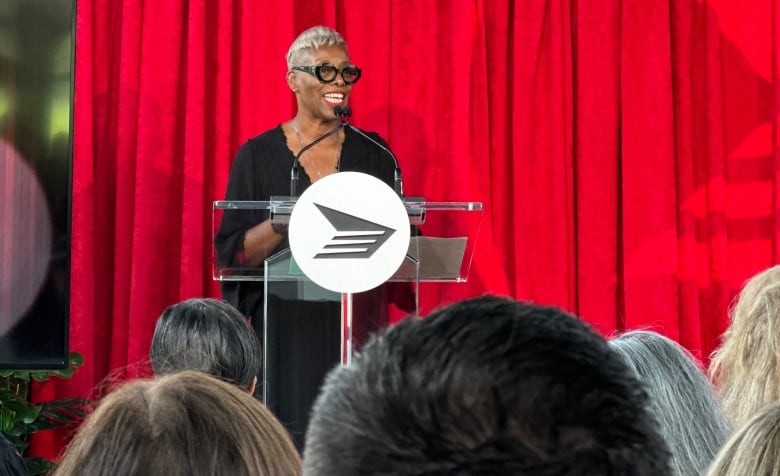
[
  {"xmin": 709, "ymin": 264, "xmax": 780, "ymax": 427},
  {"xmin": 610, "ymin": 330, "xmax": 730, "ymax": 476},
  {"xmin": 303, "ymin": 295, "xmax": 670, "ymax": 475},
  {"xmin": 149, "ymin": 298, "xmax": 260, "ymax": 393},
  {"xmin": 54, "ymin": 370, "xmax": 300, "ymax": 476},
  {"xmin": 705, "ymin": 401, "xmax": 780, "ymax": 476}
]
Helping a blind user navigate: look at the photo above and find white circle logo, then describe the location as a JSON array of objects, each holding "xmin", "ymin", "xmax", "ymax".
[{"xmin": 288, "ymin": 172, "xmax": 410, "ymax": 293}]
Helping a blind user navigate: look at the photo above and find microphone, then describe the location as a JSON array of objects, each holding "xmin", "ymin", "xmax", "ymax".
[
  {"xmin": 290, "ymin": 118, "xmax": 343, "ymax": 196},
  {"xmin": 338, "ymin": 106, "xmax": 404, "ymax": 197},
  {"xmin": 334, "ymin": 105, "xmax": 349, "ymax": 124}
]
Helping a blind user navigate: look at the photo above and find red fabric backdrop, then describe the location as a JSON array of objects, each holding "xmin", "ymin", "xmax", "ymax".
[{"xmin": 33, "ymin": 0, "xmax": 780, "ymax": 458}]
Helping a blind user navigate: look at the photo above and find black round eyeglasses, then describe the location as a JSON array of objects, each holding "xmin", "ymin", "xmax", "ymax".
[{"xmin": 292, "ymin": 63, "xmax": 362, "ymax": 85}]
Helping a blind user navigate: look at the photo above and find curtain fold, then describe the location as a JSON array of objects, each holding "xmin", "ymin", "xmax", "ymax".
[{"xmin": 30, "ymin": 0, "xmax": 780, "ymax": 458}]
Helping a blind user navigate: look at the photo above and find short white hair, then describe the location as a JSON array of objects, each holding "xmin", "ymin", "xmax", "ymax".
[{"xmin": 286, "ymin": 26, "xmax": 348, "ymax": 69}]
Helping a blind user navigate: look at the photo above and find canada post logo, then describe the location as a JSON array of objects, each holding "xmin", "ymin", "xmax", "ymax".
[
  {"xmin": 313, "ymin": 204, "xmax": 396, "ymax": 259},
  {"xmin": 288, "ymin": 172, "xmax": 410, "ymax": 294}
]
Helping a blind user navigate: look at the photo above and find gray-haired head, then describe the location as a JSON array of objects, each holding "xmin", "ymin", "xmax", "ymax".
[
  {"xmin": 610, "ymin": 330, "xmax": 731, "ymax": 476},
  {"xmin": 286, "ymin": 25, "xmax": 348, "ymax": 69},
  {"xmin": 149, "ymin": 298, "xmax": 261, "ymax": 391}
]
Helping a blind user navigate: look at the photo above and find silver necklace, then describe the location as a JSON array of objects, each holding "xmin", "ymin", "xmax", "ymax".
[{"xmin": 293, "ymin": 123, "xmax": 341, "ymax": 178}]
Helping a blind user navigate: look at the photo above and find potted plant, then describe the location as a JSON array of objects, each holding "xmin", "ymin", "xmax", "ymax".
[{"xmin": 0, "ymin": 352, "xmax": 91, "ymax": 475}]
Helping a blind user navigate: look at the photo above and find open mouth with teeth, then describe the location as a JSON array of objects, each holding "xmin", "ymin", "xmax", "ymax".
[{"xmin": 324, "ymin": 92, "xmax": 345, "ymax": 106}]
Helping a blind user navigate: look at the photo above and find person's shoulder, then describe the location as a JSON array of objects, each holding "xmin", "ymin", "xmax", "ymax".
[
  {"xmin": 348, "ymin": 125, "xmax": 384, "ymax": 139},
  {"xmin": 232, "ymin": 125, "xmax": 285, "ymax": 161},
  {"xmin": 243, "ymin": 125, "xmax": 284, "ymax": 148},
  {"xmin": 347, "ymin": 125, "xmax": 389, "ymax": 147}
]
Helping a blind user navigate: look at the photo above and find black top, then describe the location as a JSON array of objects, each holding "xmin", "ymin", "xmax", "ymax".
[
  {"xmin": 214, "ymin": 124, "xmax": 400, "ymax": 450},
  {"xmin": 215, "ymin": 124, "xmax": 396, "ymax": 316},
  {"xmin": 225, "ymin": 124, "xmax": 394, "ymax": 206}
]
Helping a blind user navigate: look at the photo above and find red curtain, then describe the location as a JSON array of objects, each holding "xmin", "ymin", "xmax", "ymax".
[{"xmin": 33, "ymin": 0, "xmax": 780, "ymax": 458}]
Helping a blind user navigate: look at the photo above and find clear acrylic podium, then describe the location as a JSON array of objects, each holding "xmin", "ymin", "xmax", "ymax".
[{"xmin": 213, "ymin": 197, "xmax": 483, "ymax": 406}]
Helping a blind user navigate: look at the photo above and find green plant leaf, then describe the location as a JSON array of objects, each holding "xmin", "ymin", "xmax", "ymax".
[
  {"xmin": 0, "ymin": 386, "xmax": 28, "ymax": 406},
  {"xmin": 40, "ymin": 398, "xmax": 92, "ymax": 424},
  {"xmin": 18, "ymin": 404, "xmax": 42, "ymax": 424},
  {"xmin": 8, "ymin": 372, "xmax": 31, "ymax": 382},
  {"xmin": 0, "ymin": 397, "xmax": 43, "ymax": 423},
  {"xmin": 69, "ymin": 353, "xmax": 84, "ymax": 366},
  {"xmin": 0, "ymin": 350, "xmax": 87, "ymax": 471},
  {"xmin": 2, "ymin": 352, "xmax": 84, "ymax": 382},
  {"xmin": 28, "ymin": 372, "xmax": 52, "ymax": 382},
  {"xmin": 11, "ymin": 418, "xmax": 56, "ymax": 435}
]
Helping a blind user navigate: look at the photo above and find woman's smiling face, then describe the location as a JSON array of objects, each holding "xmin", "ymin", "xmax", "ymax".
[{"xmin": 290, "ymin": 45, "xmax": 355, "ymax": 122}]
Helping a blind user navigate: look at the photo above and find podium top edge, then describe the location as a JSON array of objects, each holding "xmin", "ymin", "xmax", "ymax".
[{"xmin": 213, "ymin": 200, "xmax": 484, "ymax": 211}]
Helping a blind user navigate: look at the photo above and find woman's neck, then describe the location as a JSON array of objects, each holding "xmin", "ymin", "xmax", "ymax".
[{"xmin": 294, "ymin": 114, "xmax": 339, "ymax": 137}]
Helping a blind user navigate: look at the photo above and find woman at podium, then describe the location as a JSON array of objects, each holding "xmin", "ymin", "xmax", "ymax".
[{"xmin": 215, "ymin": 25, "xmax": 409, "ymax": 450}]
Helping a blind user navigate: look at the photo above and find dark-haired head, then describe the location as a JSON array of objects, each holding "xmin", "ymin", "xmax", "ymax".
[{"xmin": 304, "ymin": 295, "xmax": 670, "ymax": 475}]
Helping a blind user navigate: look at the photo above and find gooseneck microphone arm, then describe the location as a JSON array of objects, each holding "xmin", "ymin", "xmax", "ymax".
[
  {"xmin": 289, "ymin": 120, "xmax": 343, "ymax": 197},
  {"xmin": 336, "ymin": 106, "xmax": 404, "ymax": 197}
]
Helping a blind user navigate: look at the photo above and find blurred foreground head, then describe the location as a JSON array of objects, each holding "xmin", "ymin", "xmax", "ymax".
[
  {"xmin": 55, "ymin": 370, "xmax": 300, "ymax": 476},
  {"xmin": 709, "ymin": 264, "xmax": 780, "ymax": 427},
  {"xmin": 304, "ymin": 295, "xmax": 670, "ymax": 475},
  {"xmin": 705, "ymin": 401, "xmax": 780, "ymax": 476}
]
